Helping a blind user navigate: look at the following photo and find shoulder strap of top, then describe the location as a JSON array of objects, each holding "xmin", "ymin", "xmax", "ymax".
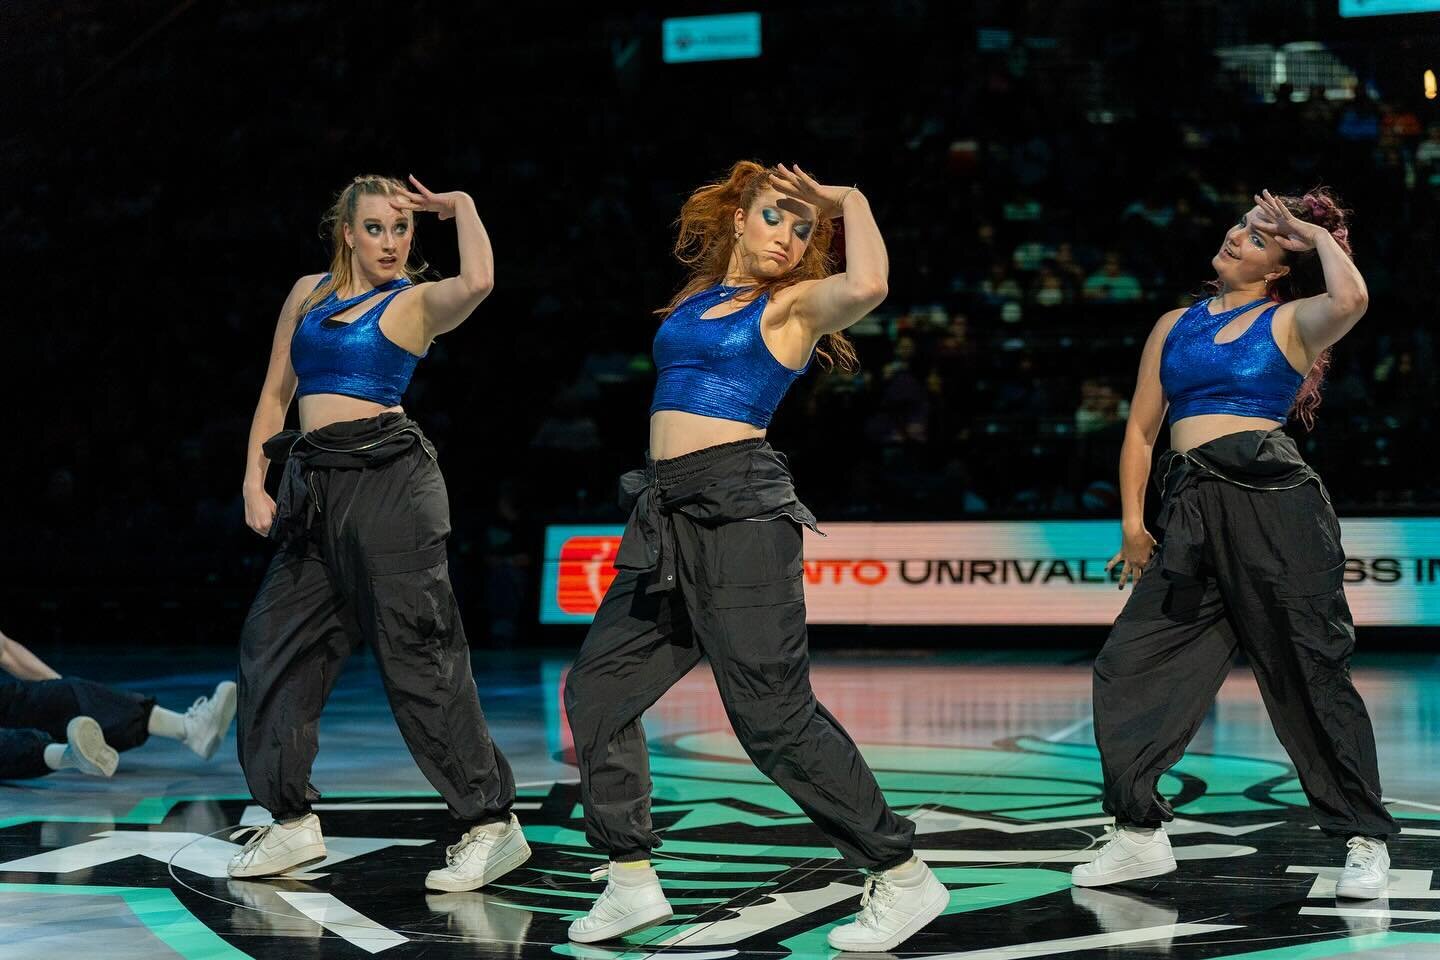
[
  {"xmin": 308, "ymin": 278, "xmax": 408, "ymax": 324},
  {"xmin": 1205, "ymin": 296, "xmax": 1274, "ymax": 321}
]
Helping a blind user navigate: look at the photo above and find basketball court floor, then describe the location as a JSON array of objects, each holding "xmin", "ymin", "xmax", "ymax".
[{"xmin": 4, "ymin": 646, "xmax": 1439, "ymax": 959}]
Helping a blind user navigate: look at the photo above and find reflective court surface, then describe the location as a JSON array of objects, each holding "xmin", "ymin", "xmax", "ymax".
[{"xmin": 4, "ymin": 647, "xmax": 1440, "ymax": 959}]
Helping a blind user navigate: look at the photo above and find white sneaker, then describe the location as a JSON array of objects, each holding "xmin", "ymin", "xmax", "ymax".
[
  {"xmin": 182, "ymin": 681, "xmax": 238, "ymax": 760},
  {"xmin": 227, "ymin": 813, "xmax": 327, "ymax": 878},
  {"xmin": 827, "ymin": 858, "xmax": 949, "ymax": 952},
  {"xmin": 1071, "ymin": 824, "xmax": 1177, "ymax": 887},
  {"xmin": 425, "ymin": 814, "xmax": 532, "ymax": 892},
  {"xmin": 567, "ymin": 863, "xmax": 673, "ymax": 943},
  {"xmin": 63, "ymin": 716, "xmax": 118, "ymax": 777},
  {"xmin": 1336, "ymin": 836, "xmax": 1389, "ymax": 899}
]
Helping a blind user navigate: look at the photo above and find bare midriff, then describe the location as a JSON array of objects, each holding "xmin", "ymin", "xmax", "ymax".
[
  {"xmin": 299, "ymin": 394, "xmax": 403, "ymax": 434},
  {"xmin": 648, "ymin": 410, "xmax": 765, "ymax": 461},
  {"xmin": 1170, "ymin": 413, "xmax": 1284, "ymax": 455}
]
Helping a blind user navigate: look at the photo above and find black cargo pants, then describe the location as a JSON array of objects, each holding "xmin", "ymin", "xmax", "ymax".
[
  {"xmin": 1095, "ymin": 432, "xmax": 1395, "ymax": 840},
  {"xmin": 237, "ymin": 414, "xmax": 515, "ymax": 826},
  {"xmin": 564, "ymin": 439, "xmax": 916, "ymax": 871},
  {"xmin": 0, "ymin": 677, "xmax": 153, "ymax": 780}
]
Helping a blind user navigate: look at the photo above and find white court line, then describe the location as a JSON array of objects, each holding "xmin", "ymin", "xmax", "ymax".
[
  {"xmin": 277, "ymin": 892, "xmax": 408, "ymax": 953},
  {"xmin": 1044, "ymin": 717, "xmax": 1094, "ymax": 742},
  {"xmin": 1302, "ymin": 906, "xmax": 1440, "ymax": 921},
  {"xmin": 922, "ymin": 922, "xmax": 1242, "ymax": 959}
]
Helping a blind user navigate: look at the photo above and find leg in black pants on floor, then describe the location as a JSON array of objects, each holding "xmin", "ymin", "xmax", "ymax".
[{"xmin": 0, "ymin": 674, "xmax": 237, "ymax": 779}]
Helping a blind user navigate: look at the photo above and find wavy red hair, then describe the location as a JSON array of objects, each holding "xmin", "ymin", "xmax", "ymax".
[{"xmin": 659, "ymin": 160, "xmax": 858, "ymax": 372}]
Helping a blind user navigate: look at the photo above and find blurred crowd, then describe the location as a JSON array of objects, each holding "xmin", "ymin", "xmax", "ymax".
[{"xmin": 8, "ymin": 1, "xmax": 1438, "ymax": 641}]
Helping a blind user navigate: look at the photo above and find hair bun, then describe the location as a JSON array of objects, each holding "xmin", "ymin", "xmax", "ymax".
[{"xmin": 1293, "ymin": 187, "xmax": 1351, "ymax": 255}]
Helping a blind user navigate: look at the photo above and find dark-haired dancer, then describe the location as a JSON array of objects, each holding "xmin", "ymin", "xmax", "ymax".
[
  {"xmin": 564, "ymin": 163, "xmax": 946, "ymax": 952},
  {"xmin": 1073, "ymin": 189, "xmax": 1395, "ymax": 898},
  {"xmin": 233, "ymin": 175, "xmax": 528, "ymax": 891}
]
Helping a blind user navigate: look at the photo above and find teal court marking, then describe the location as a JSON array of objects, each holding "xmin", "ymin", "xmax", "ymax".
[{"xmin": 0, "ymin": 882, "xmax": 251, "ymax": 960}]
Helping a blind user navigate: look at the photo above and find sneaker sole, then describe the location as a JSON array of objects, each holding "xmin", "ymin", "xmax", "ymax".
[
  {"xmin": 227, "ymin": 842, "xmax": 328, "ymax": 879},
  {"xmin": 66, "ymin": 717, "xmax": 118, "ymax": 778},
  {"xmin": 424, "ymin": 840, "xmax": 533, "ymax": 892},
  {"xmin": 567, "ymin": 901, "xmax": 674, "ymax": 944},
  {"xmin": 193, "ymin": 682, "xmax": 238, "ymax": 761},
  {"xmin": 826, "ymin": 882, "xmax": 950, "ymax": 952},
  {"xmin": 1336, "ymin": 880, "xmax": 1389, "ymax": 900},
  {"xmin": 1071, "ymin": 856, "xmax": 1178, "ymax": 888}
]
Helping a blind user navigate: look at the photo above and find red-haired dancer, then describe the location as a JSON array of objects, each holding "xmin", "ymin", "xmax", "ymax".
[
  {"xmin": 563, "ymin": 163, "xmax": 947, "ymax": 951},
  {"xmin": 1074, "ymin": 189, "xmax": 1396, "ymax": 898}
]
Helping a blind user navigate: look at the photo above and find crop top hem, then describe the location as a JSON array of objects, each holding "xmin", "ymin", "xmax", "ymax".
[
  {"xmin": 1168, "ymin": 404, "xmax": 1287, "ymax": 423},
  {"xmin": 648, "ymin": 400, "xmax": 769, "ymax": 429}
]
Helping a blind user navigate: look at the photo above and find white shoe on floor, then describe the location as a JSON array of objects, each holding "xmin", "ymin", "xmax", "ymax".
[
  {"xmin": 567, "ymin": 863, "xmax": 673, "ymax": 943},
  {"xmin": 827, "ymin": 857, "xmax": 949, "ymax": 952},
  {"xmin": 63, "ymin": 716, "xmax": 118, "ymax": 778},
  {"xmin": 227, "ymin": 813, "xmax": 327, "ymax": 878},
  {"xmin": 1336, "ymin": 836, "xmax": 1389, "ymax": 899},
  {"xmin": 1071, "ymin": 824, "xmax": 1177, "ymax": 887},
  {"xmin": 182, "ymin": 681, "xmax": 238, "ymax": 760},
  {"xmin": 425, "ymin": 814, "xmax": 532, "ymax": 892}
]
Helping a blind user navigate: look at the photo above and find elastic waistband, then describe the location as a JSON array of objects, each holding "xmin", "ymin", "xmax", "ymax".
[{"xmin": 651, "ymin": 438, "xmax": 766, "ymax": 485}]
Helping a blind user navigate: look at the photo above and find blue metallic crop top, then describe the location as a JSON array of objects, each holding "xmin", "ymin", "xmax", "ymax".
[
  {"xmin": 650, "ymin": 284, "xmax": 810, "ymax": 428},
  {"xmin": 290, "ymin": 276, "xmax": 424, "ymax": 407},
  {"xmin": 1160, "ymin": 296, "xmax": 1304, "ymax": 424}
]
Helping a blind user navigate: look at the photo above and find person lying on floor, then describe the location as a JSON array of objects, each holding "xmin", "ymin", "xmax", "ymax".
[{"xmin": 0, "ymin": 628, "xmax": 236, "ymax": 780}]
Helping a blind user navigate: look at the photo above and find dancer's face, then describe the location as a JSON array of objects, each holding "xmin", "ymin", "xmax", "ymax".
[
  {"xmin": 732, "ymin": 188, "xmax": 816, "ymax": 280},
  {"xmin": 1212, "ymin": 205, "xmax": 1289, "ymax": 288},
  {"xmin": 343, "ymin": 194, "xmax": 413, "ymax": 285}
]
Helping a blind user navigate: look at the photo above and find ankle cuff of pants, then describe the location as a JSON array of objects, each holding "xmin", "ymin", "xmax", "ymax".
[
  {"xmin": 610, "ymin": 849, "xmax": 653, "ymax": 863},
  {"xmin": 468, "ymin": 810, "xmax": 513, "ymax": 828},
  {"xmin": 871, "ymin": 851, "xmax": 914, "ymax": 873},
  {"xmin": 1117, "ymin": 819, "xmax": 1163, "ymax": 829}
]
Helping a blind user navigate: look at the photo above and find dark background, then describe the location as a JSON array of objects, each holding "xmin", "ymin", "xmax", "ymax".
[{"xmin": 4, "ymin": 0, "xmax": 1438, "ymax": 650}]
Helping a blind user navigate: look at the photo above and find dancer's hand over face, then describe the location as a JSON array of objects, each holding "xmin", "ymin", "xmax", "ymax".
[
  {"xmin": 769, "ymin": 164, "xmax": 851, "ymax": 219},
  {"xmin": 1250, "ymin": 189, "xmax": 1325, "ymax": 252},
  {"xmin": 1107, "ymin": 527, "xmax": 1157, "ymax": 590},
  {"xmin": 388, "ymin": 174, "xmax": 469, "ymax": 222}
]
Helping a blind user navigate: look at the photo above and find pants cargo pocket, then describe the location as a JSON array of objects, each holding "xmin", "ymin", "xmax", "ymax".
[{"xmin": 369, "ymin": 542, "xmax": 456, "ymax": 687}]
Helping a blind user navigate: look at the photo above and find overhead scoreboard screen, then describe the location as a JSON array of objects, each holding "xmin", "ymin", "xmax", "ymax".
[
  {"xmin": 1339, "ymin": 0, "xmax": 1440, "ymax": 15},
  {"xmin": 662, "ymin": 13, "xmax": 761, "ymax": 63},
  {"xmin": 541, "ymin": 519, "xmax": 1440, "ymax": 626}
]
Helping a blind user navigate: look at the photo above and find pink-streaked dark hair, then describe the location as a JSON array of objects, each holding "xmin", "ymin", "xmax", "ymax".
[
  {"xmin": 1270, "ymin": 187, "xmax": 1352, "ymax": 430},
  {"xmin": 1206, "ymin": 187, "xmax": 1353, "ymax": 430}
]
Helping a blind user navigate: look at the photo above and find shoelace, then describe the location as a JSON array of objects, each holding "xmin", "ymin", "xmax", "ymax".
[
  {"xmin": 1094, "ymin": 823, "xmax": 1125, "ymax": 853},
  {"xmin": 229, "ymin": 824, "xmax": 271, "ymax": 861},
  {"xmin": 590, "ymin": 865, "xmax": 610, "ymax": 882},
  {"xmin": 1346, "ymin": 836, "xmax": 1383, "ymax": 869},
  {"xmin": 186, "ymin": 696, "xmax": 209, "ymax": 720},
  {"xmin": 856, "ymin": 873, "xmax": 899, "ymax": 928},
  {"xmin": 445, "ymin": 826, "xmax": 499, "ymax": 865}
]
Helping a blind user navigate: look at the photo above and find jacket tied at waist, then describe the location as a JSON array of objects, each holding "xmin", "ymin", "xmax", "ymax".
[
  {"xmin": 261, "ymin": 412, "xmax": 436, "ymax": 549},
  {"xmin": 1152, "ymin": 427, "xmax": 1327, "ymax": 578},
  {"xmin": 614, "ymin": 439, "xmax": 821, "ymax": 595}
]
